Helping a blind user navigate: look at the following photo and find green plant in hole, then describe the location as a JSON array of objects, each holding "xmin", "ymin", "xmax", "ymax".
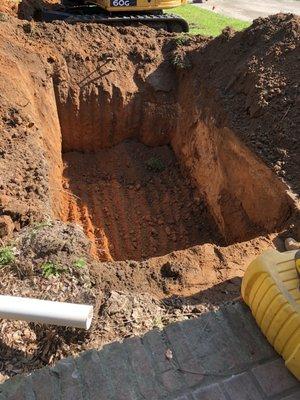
[
  {"xmin": 0, "ymin": 247, "xmax": 15, "ymax": 267},
  {"xmin": 41, "ymin": 262, "xmax": 63, "ymax": 278},
  {"xmin": 73, "ymin": 258, "xmax": 86, "ymax": 269},
  {"xmin": 170, "ymin": 53, "xmax": 191, "ymax": 70},
  {"xmin": 146, "ymin": 157, "xmax": 165, "ymax": 173},
  {"xmin": 175, "ymin": 34, "xmax": 190, "ymax": 46}
]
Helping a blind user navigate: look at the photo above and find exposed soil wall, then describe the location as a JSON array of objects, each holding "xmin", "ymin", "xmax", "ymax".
[
  {"xmin": 0, "ymin": 25, "xmax": 62, "ymax": 226},
  {"xmin": 171, "ymin": 105, "xmax": 292, "ymax": 243},
  {"xmin": 0, "ymin": 12, "xmax": 299, "ymax": 381},
  {"xmin": 53, "ymin": 38, "xmax": 178, "ymax": 152}
]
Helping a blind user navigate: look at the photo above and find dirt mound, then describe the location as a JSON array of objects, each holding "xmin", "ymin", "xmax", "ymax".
[
  {"xmin": 190, "ymin": 13, "xmax": 300, "ymax": 195},
  {"xmin": 0, "ymin": 13, "xmax": 299, "ymax": 382},
  {"xmin": 0, "ymin": 1, "xmax": 19, "ymax": 17},
  {"xmin": 17, "ymin": 0, "xmax": 59, "ymax": 19},
  {"xmin": 0, "ymin": 1, "xmax": 57, "ymax": 18},
  {"xmin": 0, "ymin": 221, "xmax": 98, "ymax": 381}
]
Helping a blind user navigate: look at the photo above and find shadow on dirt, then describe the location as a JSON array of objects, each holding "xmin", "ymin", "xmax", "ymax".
[
  {"xmin": 0, "ymin": 323, "xmax": 90, "ymax": 378},
  {"xmin": 18, "ymin": 0, "xmax": 56, "ymax": 20},
  {"xmin": 163, "ymin": 277, "xmax": 242, "ymax": 313},
  {"xmin": 0, "ymin": 277, "xmax": 243, "ymax": 379},
  {"xmin": 0, "ymin": 298, "xmax": 279, "ymax": 397}
]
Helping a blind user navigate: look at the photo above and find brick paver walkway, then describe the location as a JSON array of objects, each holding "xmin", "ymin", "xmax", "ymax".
[{"xmin": 1, "ymin": 302, "xmax": 299, "ymax": 399}]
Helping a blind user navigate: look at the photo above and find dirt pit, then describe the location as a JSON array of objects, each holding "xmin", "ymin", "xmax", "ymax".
[
  {"xmin": 0, "ymin": 11, "xmax": 299, "ymax": 382},
  {"xmin": 62, "ymin": 141, "xmax": 221, "ymax": 261}
]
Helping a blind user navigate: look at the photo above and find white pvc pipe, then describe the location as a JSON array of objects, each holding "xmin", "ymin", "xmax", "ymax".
[{"xmin": 0, "ymin": 295, "xmax": 93, "ymax": 330}]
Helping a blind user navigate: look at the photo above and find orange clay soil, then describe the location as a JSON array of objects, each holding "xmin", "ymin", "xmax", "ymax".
[
  {"xmin": 0, "ymin": 1, "xmax": 19, "ymax": 16},
  {"xmin": 0, "ymin": 9, "xmax": 299, "ymax": 380},
  {"xmin": 62, "ymin": 140, "xmax": 222, "ymax": 261}
]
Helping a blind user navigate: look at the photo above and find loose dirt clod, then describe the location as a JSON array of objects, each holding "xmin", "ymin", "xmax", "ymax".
[
  {"xmin": 0, "ymin": 10, "xmax": 299, "ymax": 381},
  {"xmin": 0, "ymin": 215, "xmax": 14, "ymax": 238}
]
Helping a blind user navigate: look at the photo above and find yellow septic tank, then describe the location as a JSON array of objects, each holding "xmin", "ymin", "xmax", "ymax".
[{"xmin": 242, "ymin": 250, "xmax": 300, "ymax": 380}]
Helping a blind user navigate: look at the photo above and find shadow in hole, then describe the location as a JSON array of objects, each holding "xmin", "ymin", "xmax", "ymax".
[{"xmin": 63, "ymin": 139, "xmax": 223, "ymax": 262}]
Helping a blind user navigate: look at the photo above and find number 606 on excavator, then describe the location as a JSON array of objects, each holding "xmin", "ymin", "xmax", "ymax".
[{"xmin": 111, "ymin": 0, "xmax": 136, "ymax": 6}]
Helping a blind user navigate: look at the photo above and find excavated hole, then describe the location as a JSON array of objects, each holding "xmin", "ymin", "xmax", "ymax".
[
  {"xmin": 51, "ymin": 68, "xmax": 292, "ymax": 263},
  {"xmin": 55, "ymin": 105, "xmax": 292, "ymax": 262},
  {"xmin": 62, "ymin": 140, "xmax": 222, "ymax": 261}
]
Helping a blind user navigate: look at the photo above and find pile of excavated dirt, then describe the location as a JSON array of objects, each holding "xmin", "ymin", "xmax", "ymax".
[
  {"xmin": 0, "ymin": 1, "xmax": 56, "ymax": 18},
  {"xmin": 188, "ymin": 14, "xmax": 300, "ymax": 196},
  {"xmin": 0, "ymin": 9, "xmax": 299, "ymax": 381},
  {"xmin": 6, "ymin": 0, "xmax": 60, "ymax": 19},
  {"xmin": 0, "ymin": 1, "xmax": 19, "ymax": 17}
]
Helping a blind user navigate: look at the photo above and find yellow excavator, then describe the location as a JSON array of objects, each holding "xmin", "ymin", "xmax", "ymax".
[{"xmin": 41, "ymin": 0, "xmax": 189, "ymax": 32}]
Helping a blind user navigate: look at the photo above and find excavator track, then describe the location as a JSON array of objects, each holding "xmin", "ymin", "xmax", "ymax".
[{"xmin": 40, "ymin": 7, "xmax": 189, "ymax": 33}]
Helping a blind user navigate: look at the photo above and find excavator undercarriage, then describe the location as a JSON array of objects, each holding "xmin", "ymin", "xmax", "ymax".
[{"xmin": 40, "ymin": 0, "xmax": 189, "ymax": 33}]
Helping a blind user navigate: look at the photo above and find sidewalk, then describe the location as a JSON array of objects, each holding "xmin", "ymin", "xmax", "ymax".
[
  {"xmin": 194, "ymin": 0, "xmax": 300, "ymax": 22},
  {"xmin": 1, "ymin": 302, "xmax": 299, "ymax": 399}
]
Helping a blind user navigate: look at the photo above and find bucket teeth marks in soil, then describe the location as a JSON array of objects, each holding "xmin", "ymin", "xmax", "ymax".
[
  {"xmin": 144, "ymin": 175, "xmax": 169, "ymax": 260},
  {"xmin": 62, "ymin": 141, "xmax": 221, "ymax": 261},
  {"xmin": 89, "ymin": 190, "xmax": 113, "ymax": 261},
  {"xmin": 126, "ymin": 185, "xmax": 143, "ymax": 260},
  {"xmin": 110, "ymin": 180, "xmax": 132, "ymax": 260},
  {"xmin": 84, "ymin": 187, "xmax": 112, "ymax": 261},
  {"xmin": 104, "ymin": 184, "xmax": 124, "ymax": 261}
]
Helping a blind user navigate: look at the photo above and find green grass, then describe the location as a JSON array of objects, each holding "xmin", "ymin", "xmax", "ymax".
[
  {"xmin": 0, "ymin": 247, "xmax": 15, "ymax": 267},
  {"xmin": 169, "ymin": 5, "xmax": 250, "ymax": 36},
  {"xmin": 41, "ymin": 262, "xmax": 63, "ymax": 278},
  {"xmin": 73, "ymin": 258, "xmax": 87, "ymax": 269}
]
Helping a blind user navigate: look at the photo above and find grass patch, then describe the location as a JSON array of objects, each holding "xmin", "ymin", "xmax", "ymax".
[
  {"xmin": 73, "ymin": 258, "xmax": 87, "ymax": 269},
  {"xmin": 0, "ymin": 247, "xmax": 15, "ymax": 267},
  {"xmin": 41, "ymin": 262, "xmax": 63, "ymax": 278},
  {"xmin": 168, "ymin": 5, "xmax": 250, "ymax": 36},
  {"xmin": 171, "ymin": 53, "xmax": 191, "ymax": 70}
]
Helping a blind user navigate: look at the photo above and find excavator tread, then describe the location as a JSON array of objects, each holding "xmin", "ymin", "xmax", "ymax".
[{"xmin": 40, "ymin": 8, "xmax": 189, "ymax": 32}]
